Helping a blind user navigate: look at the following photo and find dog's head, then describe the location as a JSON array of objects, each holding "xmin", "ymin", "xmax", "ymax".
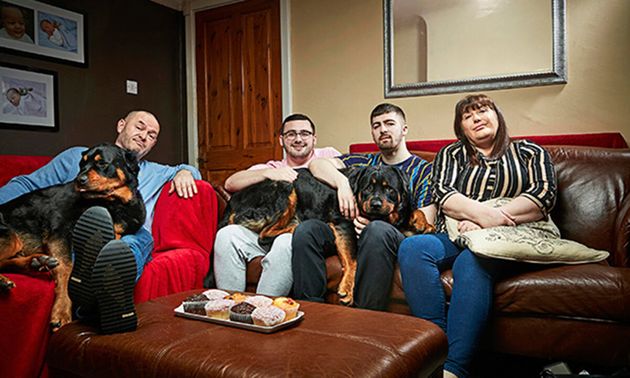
[
  {"xmin": 349, "ymin": 166, "xmax": 412, "ymax": 228},
  {"xmin": 75, "ymin": 143, "xmax": 140, "ymax": 203}
]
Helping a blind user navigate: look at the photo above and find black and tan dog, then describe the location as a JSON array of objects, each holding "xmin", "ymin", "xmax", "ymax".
[
  {"xmin": 221, "ymin": 165, "xmax": 435, "ymax": 305},
  {"xmin": 0, "ymin": 143, "xmax": 145, "ymax": 330}
]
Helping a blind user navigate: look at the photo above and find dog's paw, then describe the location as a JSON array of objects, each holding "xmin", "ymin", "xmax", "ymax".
[
  {"xmin": 49, "ymin": 308, "xmax": 72, "ymax": 332},
  {"xmin": 422, "ymin": 223, "xmax": 436, "ymax": 234},
  {"xmin": 338, "ymin": 293, "xmax": 354, "ymax": 306},
  {"xmin": 337, "ymin": 280, "xmax": 355, "ymax": 306},
  {"xmin": 408, "ymin": 209, "xmax": 436, "ymax": 234},
  {"xmin": 0, "ymin": 275, "xmax": 15, "ymax": 292},
  {"xmin": 30, "ymin": 255, "xmax": 59, "ymax": 272}
]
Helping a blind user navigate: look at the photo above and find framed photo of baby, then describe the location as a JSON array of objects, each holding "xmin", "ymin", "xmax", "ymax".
[
  {"xmin": 0, "ymin": 0, "xmax": 85, "ymax": 66},
  {"xmin": 0, "ymin": 63, "xmax": 58, "ymax": 131}
]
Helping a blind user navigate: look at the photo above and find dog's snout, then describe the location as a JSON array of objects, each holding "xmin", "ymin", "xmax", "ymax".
[
  {"xmin": 76, "ymin": 174, "xmax": 89, "ymax": 185},
  {"xmin": 370, "ymin": 197, "xmax": 383, "ymax": 209}
]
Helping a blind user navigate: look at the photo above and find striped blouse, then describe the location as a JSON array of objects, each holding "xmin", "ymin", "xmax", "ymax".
[
  {"xmin": 432, "ymin": 139, "xmax": 557, "ymax": 230},
  {"xmin": 340, "ymin": 153, "xmax": 433, "ymax": 208}
]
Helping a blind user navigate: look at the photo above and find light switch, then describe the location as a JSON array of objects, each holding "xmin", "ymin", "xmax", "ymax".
[{"xmin": 126, "ymin": 80, "xmax": 138, "ymax": 95}]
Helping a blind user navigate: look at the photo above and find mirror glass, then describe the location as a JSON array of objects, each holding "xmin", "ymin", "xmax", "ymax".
[{"xmin": 384, "ymin": 0, "xmax": 567, "ymax": 97}]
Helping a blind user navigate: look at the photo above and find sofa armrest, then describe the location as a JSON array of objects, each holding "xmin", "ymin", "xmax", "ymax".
[
  {"xmin": 214, "ymin": 185, "xmax": 230, "ymax": 222},
  {"xmin": 134, "ymin": 180, "xmax": 218, "ymax": 303},
  {"xmin": 151, "ymin": 180, "xmax": 218, "ymax": 253},
  {"xmin": 614, "ymin": 196, "xmax": 630, "ymax": 267}
]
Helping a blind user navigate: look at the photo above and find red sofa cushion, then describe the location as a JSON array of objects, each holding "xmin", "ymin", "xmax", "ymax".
[
  {"xmin": 0, "ymin": 155, "xmax": 52, "ymax": 187},
  {"xmin": 349, "ymin": 132, "xmax": 628, "ymax": 153},
  {"xmin": 0, "ymin": 273, "xmax": 55, "ymax": 378}
]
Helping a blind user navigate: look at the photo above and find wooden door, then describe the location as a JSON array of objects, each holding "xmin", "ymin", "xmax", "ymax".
[{"xmin": 195, "ymin": 0, "xmax": 282, "ymax": 188}]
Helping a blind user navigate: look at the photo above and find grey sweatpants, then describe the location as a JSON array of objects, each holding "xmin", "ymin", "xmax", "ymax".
[{"xmin": 213, "ymin": 224, "xmax": 293, "ymax": 296}]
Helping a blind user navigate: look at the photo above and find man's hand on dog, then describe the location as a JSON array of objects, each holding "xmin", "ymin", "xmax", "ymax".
[
  {"xmin": 264, "ymin": 167, "xmax": 299, "ymax": 182},
  {"xmin": 354, "ymin": 216, "xmax": 369, "ymax": 236},
  {"xmin": 169, "ymin": 170, "xmax": 198, "ymax": 198},
  {"xmin": 337, "ymin": 180, "xmax": 358, "ymax": 219}
]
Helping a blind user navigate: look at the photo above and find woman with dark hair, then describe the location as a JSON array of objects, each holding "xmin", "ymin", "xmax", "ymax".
[{"xmin": 398, "ymin": 94, "xmax": 557, "ymax": 378}]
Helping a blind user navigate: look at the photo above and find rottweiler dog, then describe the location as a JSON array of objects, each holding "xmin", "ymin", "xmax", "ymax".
[
  {"xmin": 221, "ymin": 165, "xmax": 435, "ymax": 305},
  {"xmin": 0, "ymin": 143, "xmax": 145, "ymax": 330}
]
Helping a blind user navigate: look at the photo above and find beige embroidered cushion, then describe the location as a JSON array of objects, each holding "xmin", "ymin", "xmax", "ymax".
[{"xmin": 444, "ymin": 198, "xmax": 609, "ymax": 264}]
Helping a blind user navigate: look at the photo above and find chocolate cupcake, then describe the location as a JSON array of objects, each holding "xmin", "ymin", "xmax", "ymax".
[
  {"xmin": 182, "ymin": 293, "xmax": 210, "ymax": 315},
  {"xmin": 229, "ymin": 302, "xmax": 257, "ymax": 324}
]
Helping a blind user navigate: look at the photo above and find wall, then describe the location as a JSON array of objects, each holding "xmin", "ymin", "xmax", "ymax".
[
  {"xmin": 0, "ymin": 0, "xmax": 187, "ymax": 165},
  {"xmin": 290, "ymin": 0, "xmax": 630, "ymax": 151}
]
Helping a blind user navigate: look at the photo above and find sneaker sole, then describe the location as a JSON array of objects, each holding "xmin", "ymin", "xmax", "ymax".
[
  {"xmin": 69, "ymin": 206, "xmax": 115, "ymax": 308},
  {"xmin": 92, "ymin": 240, "xmax": 137, "ymax": 334}
]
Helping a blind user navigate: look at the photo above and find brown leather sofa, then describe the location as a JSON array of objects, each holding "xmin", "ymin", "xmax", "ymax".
[{"xmin": 215, "ymin": 145, "xmax": 630, "ymax": 368}]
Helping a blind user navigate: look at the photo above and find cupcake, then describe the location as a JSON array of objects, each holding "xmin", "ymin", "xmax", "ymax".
[
  {"xmin": 229, "ymin": 302, "xmax": 257, "ymax": 324},
  {"xmin": 244, "ymin": 295, "xmax": 273, "ymax": 308},
  {"xmin": 224, "ymin": 292, "xmax": 248, "ymax": 303},
  {"xmin": 204, "ymin": 299, "xmax": 235, "ymax": 320},
  {"xmin": 202, "ymin": 289, "xmax": 230, "ymax": 301},
  {"xmin": 272, "ymin": 297, "xmax": 300, "ymax": 321},
  {"xmin": 251, "ymin": 305, "xmax": 286, "ymax": 327},
  {"xmin": 182, "ymin": 293, "xmax": 210, "ymax": 315}
]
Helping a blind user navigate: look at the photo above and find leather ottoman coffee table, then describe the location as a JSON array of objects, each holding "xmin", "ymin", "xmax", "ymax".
[{"xmin": 48, "ymin": 290, "xmax": 447, "ymax": 377}]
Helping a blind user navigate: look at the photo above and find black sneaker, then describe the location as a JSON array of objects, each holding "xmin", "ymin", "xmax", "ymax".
[
  {"xmin": 69, "ymin": 206, "xmax": 115, "ymax": 308},
  {"xmin": 92, "ymin": 239, "xmax": 137, "ymax": 334}
]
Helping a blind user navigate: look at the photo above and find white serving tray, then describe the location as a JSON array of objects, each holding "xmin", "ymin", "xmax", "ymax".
[{"xmin": 174, "ymin": 304, "xmax": 304, "ymax": 333}]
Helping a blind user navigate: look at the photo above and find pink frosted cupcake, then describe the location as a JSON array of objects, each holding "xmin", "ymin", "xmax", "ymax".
[
  {"xmin": 251, "ymin": 305, "xmax": 286, "ymax": 327},
  {"xmin": 202, "ymin": 289, "xmax": 230, "ymax": 301},
  {"xmin": 244, "ymin": 295, "xmax": 273, "ymax": 308},
  {"xmin": 204, "ymin": 299, "xmax": 235, "ymax": 319}
]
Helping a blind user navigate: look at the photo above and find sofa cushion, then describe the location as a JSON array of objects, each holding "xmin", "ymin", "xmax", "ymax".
[
  {"xmin": 0, "ymin": 155, "xmax": 52, "ymax": 186},
  {"xmin": 0, "ymin": 273, "xmax": 55, "ymax": 378},
  {"xmin": 444, "ymin": 198, "xmax": 610, "ymax": 264}
]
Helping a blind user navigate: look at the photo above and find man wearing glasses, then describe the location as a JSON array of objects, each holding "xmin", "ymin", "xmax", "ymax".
[{"xmin": 213, "ymin": 114, "xmax": 340, "ymax": 296}]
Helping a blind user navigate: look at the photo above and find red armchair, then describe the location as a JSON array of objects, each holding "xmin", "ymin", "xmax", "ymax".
[{"xmin": 0, "ymin": 155, "xmax": 218, "ymax": 378}]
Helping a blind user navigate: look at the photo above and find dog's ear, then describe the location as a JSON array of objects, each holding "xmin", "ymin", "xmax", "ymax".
[
  {"xmin": 121, "ymin": 149, "xmax": 141, "ymax": 188},
  {"xmin": 124, "ymin": 150, "xmax": 140, "ymax": 173},
  {"xmin": 124, "ymin": 149, "xmax": 139, "ymax": 165},
  {"xmin": 345, "ymin": 166, "xmax": 369, "ymax": 196},
  {"xmin": 391, "ymin": 167, "xmax": 414, "ymax": 221}
]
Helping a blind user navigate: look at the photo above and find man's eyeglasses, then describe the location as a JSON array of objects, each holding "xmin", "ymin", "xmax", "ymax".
[{"xmin": 282, "ymin": 130, "xmax": 313, "ymax": 140}]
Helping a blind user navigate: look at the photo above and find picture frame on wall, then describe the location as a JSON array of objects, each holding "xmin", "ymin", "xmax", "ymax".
[
  {"xmin": 0, "ymin": 63, "xmax": 58, "ymax": 131},
  {"xmin": 0, "ymin": 0, "xmax": 86, "ymax": 66}
]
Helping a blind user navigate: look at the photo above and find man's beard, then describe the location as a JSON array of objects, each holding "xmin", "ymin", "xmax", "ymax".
[
  {"xmin": 287, "ymin": 144, "xmax": 312, "ymax": 158},
  {"xmin": 376, "ymin": 135, "xmax": 398, "ymax": 153}
]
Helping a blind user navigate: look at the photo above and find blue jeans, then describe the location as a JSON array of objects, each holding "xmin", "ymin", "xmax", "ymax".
[
  {"xmin": 121, "ymin": 227, "xmax": 154, "ymax": 282},
  {"xmin": 398, "ymin": 233, "xmax": 525, "ymax": 378}
]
